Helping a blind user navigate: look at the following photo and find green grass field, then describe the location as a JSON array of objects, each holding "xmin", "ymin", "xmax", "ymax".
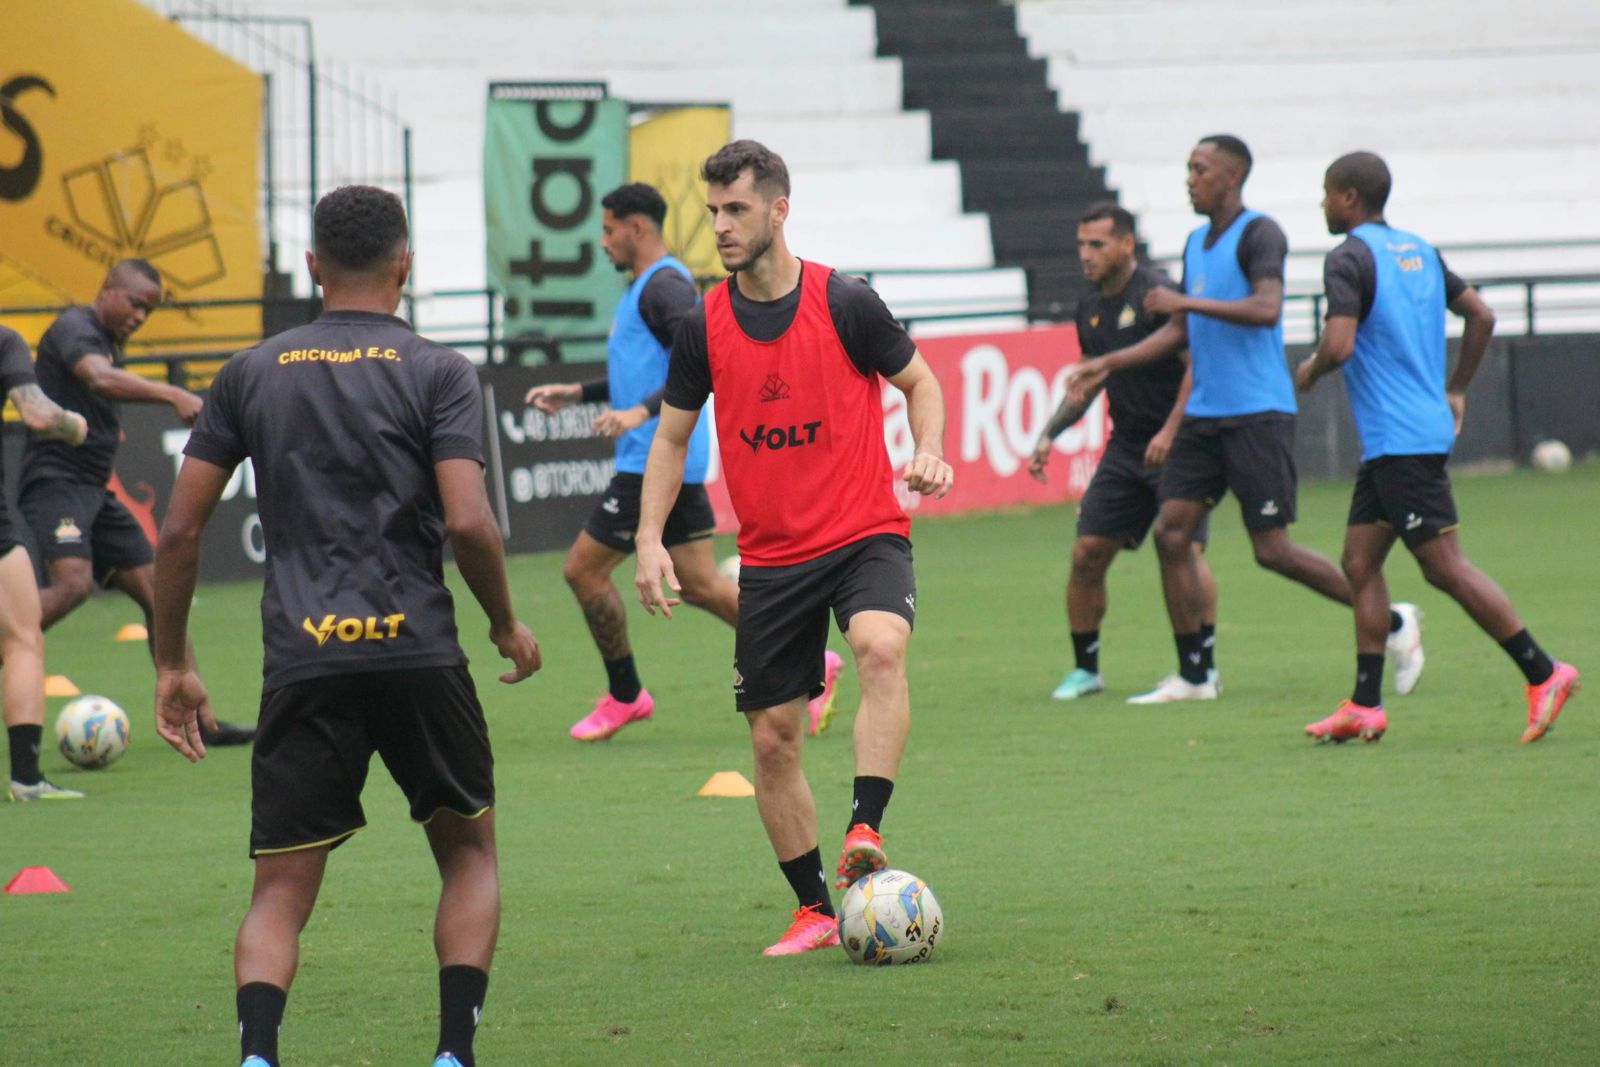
[{"xmin": 5, "ymin": 464, "xmax": 1597, "ymax": 1066}]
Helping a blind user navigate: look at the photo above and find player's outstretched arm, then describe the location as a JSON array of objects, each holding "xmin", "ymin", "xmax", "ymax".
[
  {"xmin": 1148, "ymin": 276, "xmax": 1283, "ymax": 328},
  {"xmin": 634, "ymin": 403, "xmax": 697, "ymax": 618},
  {"xmin": 153, "ymin": 456, "xmax": 231, "ymax": 761},
  {"xmin": 524, "ymin": 380, "xmax": 586, "ymax": 413},
  {"xmin": 71, "ymin": 353, "xmax": 203, "ymax": 424},
  {"xmin": 1444, "ymin": 287, "xmax": 1496, "ymax": 434},
  {"xmin": 436, "ymin": 458, "xmax": 540, "ymax": 683},
  {"xmin": 7, "ymin": 383, "xmax": 87, "ymax": 444},
  {"xmin": 1029, "ymin": 376, "xmax": 1101, "ymax": 482},
  {"xmin": 1067, "ymin": 318, "xmax": 1186, "ymax": 404},
  {"xmin": 888, "ymin": 352, "xmax": 954, "ymax": 499},
  {"xmin": 1294, "ymin": 315, "xmax": 1357, "ymax": 392}
]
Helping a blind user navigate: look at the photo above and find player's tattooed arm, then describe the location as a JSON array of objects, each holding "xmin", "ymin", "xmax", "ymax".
[
  {"xmin": 8, "ymin": 384, "xmax": 87, "ymax": 445},
  {"xmin": 1028, "ymin": 387, "xmax": 1096, "ymax": 482}
]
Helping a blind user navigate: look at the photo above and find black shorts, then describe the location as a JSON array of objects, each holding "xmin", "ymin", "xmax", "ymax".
[
  {"xmin": 18, "ymin": 480, "xmax": 154, "ymax": 584},
  {"xmin": 1077, "ymin": 437, "xmax": 1210, "ymax": 549},
  {"xmin": 0, "ymin": 499, "xmax": 20, "ymax": 557},
  {"xmin": 732, "ymin": 533, "xmax": 915, "ymax": 713},
  {"xmin": 1348, "ymin": 453, "xmax": 1460, "ymax": 549},
  {"xmin": 1159, "ymin": 413, "xmax": 1298, "ymax": 530},
  {"xmin": 249, "ymin": 666, "xmax": 493, "ymax": 858},
  {"xmin": 583, "ymin": 472, "xmax": 716, "ymax": 554}
]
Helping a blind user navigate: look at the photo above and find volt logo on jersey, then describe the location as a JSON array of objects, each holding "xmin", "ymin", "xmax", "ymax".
[
  {"xmin": 302, "ymin": 613, "xmax": 407, "ymax": 647},
  {"xmin": 738, "ymin": 421, "xmax": 822, "ymax": 453}
]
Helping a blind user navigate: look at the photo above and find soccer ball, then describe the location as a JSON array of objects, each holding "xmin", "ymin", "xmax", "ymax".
[
  {"xmin": 1531, "ymin": 439, "xmax": 1572, "ymax": 473},
  {"xmin": 717, "ymin": 554, "xmax": 741, "ymax": 581},
  {"xmin": 55, "ymin": 695, "xmax": 130, "ymax": 770},
  {"xmin": 837, "ymin": 868, "xmax": 944, "ymax": 965}
]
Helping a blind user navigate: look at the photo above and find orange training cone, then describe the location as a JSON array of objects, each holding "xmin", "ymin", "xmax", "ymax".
[
  {"xmin": 115, "ymin": 624, "xmax": 149, "ymax": 642},
  {"xmin": 4, "ymin": 866, "xmax": 71, "ymax": 894},
  {"xmin": 697, "ymin": 771, "xmax": 755, "ymax": 797},
  {"xmin": 44, "ymin": 676, "xmax": 80, "ymax": 697}
]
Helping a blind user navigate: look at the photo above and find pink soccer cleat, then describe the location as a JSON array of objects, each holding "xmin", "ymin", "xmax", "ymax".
[
  {"xmin": 762, "ymin": 904, "xmax": 841, "ymax": 956},
  {"xmin": 1521, "ymin": 660, "xmax": 1579, "ymax": 744},
  {"xmin": 569, "ymin": 689, "xmax": 654, "ymax": 741},
  {"xmin": 808, "ymin": 651, "xmax": 845, "ymax": 736},
  {"xmin": 833, "ymin": 822, "xmax": 887, "ymax": 889},
  {"xmin": 1305, "ymin": 700, "xmax": 1386, "ymax": 744}
]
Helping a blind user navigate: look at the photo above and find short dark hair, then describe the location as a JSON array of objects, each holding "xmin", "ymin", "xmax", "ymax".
[
  {"xmin": 108, "ymin": 258, "xmax": 161, "ymax": 288},
  {"xmin": 1325, "ymin": 151, "xmax": 1391, "ymax": 213},
  {"xmin": 1079, "ymin": 201, "xmax": 1136, "ymax": 237},
  {"xmin": 1198, "ymin": 134, "xmax": 1253, "ymax": 182},
  {"xmin": 601, "ymin": 183, "xmax": 667, "ymax": 227},
  {"xmin": 700, "ymin": 139, "xmax": 790, "ymax": 199},
  {"xmin": 313, "ymin": 185, "xmax": 409, "ymax": 272}
]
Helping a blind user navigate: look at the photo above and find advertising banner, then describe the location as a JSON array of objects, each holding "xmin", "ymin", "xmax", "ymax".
[
  {"xmin": 703, "ymin": 323, "xmax": 1104, "ymax": 532},
  {"xmin": 628, "ymin": 106, "xmax": 731, "ymax": 287},
  {"xmin": 485, "ymin": 86, "xmax": 628, "ymax": 363},
  {"xmin": 0, "ymin": 0, "xmax": 261, "ymax": 352}
]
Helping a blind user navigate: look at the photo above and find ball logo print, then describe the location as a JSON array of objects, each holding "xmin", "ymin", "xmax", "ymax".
[
  {"xmin": 838, "ymin": 868, "xmax": 945, "ymax": 966},
  {"xmin": 55, "ymin": 695, "xmax": 130, "ymax": 770}
]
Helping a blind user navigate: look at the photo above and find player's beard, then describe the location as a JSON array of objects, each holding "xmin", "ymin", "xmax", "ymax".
[{"xmin": 721, "ymin": 226, "xmax": 774, "ymax": 272}]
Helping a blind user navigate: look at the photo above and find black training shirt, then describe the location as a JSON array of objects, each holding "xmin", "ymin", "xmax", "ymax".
[
  {"xmin": 664, "ymin": 267, "xmax": 914, "ymax": 411},
  {"xmin": 184, "ymin": 311, "xmax": 485, "ymax": 689},
  {"xmin": 0, "ymin": 325, "xmax": 40, "ymax": 500},
  {"xmin": 20, "ymin": 306, "xmax": 122, "ymax": 489},
  {"xmin": 580, "ymin": 265, "xmax": 702, "ymax": 406},
  {"xmin": 1075, "ymin": 265, "xmax": 1187, "ymax": 446},
  {"xmin": 1323, "ymin": 237, "xmax": 1469, "ymax": 321}
]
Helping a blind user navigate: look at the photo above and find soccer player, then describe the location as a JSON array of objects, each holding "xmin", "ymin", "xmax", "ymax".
[
  {"xmin": 525, "ymin": 183, "xmax": 842, "ymax": 742},
  {"xmin": 151, "ymin": 186, "xmax": 541, "ymax": 1067},
  {"xmin": 1296, "ymin": 151, "xmax": 1579, "ymax": 743},
  {"xmin": 1070, "ymin": 135, "xmax": 1423, "ymax": 702},
  {"xmin": 0, "ymin": 323, "xmax": 89, "ymax": 801},
  {"xmin": 1028, "ymin": 202, "xmax": 1220, "ymax": 700},
  {"xmin": 634, "ymin": 140, "xmax": 953, "ymax": 956},
  {"xmin": 18, "ymin": 260, "xmax": 254, "ymax": 745}
]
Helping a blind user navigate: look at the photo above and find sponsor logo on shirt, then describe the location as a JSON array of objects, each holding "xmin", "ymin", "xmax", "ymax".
[
  {"xmin": 1117, "ymin": 305, "xmax": 1136, "ymax": 329},
  {"xmin": 759, "ymin": 374, "xmax": 791, "ymax": 402},
  {"xmin": 301, "ymin": 613, "xmax": 407, "ymax": 647},
  {"xmin": 53, "ymin": 516, "xmax": 83, "ymax": 544},
  {"xmin": 738, "ymin": 421, "xmax": 822, "ymax": 453}
]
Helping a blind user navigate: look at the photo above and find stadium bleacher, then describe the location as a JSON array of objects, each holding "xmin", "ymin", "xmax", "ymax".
[
  {"xmin": 184, "ymin": 0, "xmax": 1029, "ymax": 332},
  {"xmin": 1013, "ymin": 0, "xmax": 1600, "ymax": 331}
]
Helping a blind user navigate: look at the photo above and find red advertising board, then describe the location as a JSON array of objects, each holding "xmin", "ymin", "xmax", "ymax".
[{"xmin": 703, "ymin": 323, "xmax": 1109, "ymax": 532}]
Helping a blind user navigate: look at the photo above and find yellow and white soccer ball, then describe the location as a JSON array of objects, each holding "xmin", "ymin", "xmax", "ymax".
[
  {"xmin": 1531, "ymin": 439, "xmax": 1572, "ymax": 473},
  {"xmin": 838, "ymin": 868, "xmax": 944, "ymax": 965},
  {"xmin": 55, "ymin": 695, "xmax": 130, "ymax": 770}
]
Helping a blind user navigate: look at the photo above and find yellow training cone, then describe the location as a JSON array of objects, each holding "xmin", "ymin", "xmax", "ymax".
[
  {"xmin": 44, "ymin": 676, "xmax": 80, "ymax": 697},
  {"xmin": 116, "ymin": 624, "xmax": 149, "ymax": 642},
  {"xmin": 697, "ymin": 771, "xmax": 755, "ymax": 797}
]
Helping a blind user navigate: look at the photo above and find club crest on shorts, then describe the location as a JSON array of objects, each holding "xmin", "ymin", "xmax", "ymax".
[
  {"xmin": 731, "ymin": 664, "xmax": 745, "ymax": 695},
  {"xmin": 53, "ymin": 517, "xmax": 84, "ymax": 544}
]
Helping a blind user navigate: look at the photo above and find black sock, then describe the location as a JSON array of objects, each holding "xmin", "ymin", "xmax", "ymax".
[
  {"xmin": 603, "ymin": 655, "xmax": 641, "ymax": 702},
  {"xmin": 7, "ymin": 723, "xmax": 42, "ymax": 784},
  {"xmin": 849, "ymin": 775, "xmax": 894, "ymax": 833},
  {"xmin": 1199, "ymin": 622, "xmax": 1217, "ymax": 674},
  {"xmin": 778, "ymin": 848, "xmax": 833, "ymax": 916},
  {"xmin": 1352, "ymin": 653, "xmax": 1385, "ymax": 707},
  {"xmin": 1499, "ymin": 629, "xmax": 1555, "ymax": 686},
  {"xmin": 438, "ymin": 965, "xmax": 489, "ymax": 1067},
  {"xmin": 1175, "ymin": 632, "xmax": 1207, "ymax": 684},
  {"xmin": 1070, "ymin": 631, "xmax": 1100, "ymax": 675},
  {"xmin": 1389, "ymin": 610, "xmax": 1403, "ymax": 634},
  {"xmin": 237, "ymin": 981, "xmax": 287, "ymax": 1067}
]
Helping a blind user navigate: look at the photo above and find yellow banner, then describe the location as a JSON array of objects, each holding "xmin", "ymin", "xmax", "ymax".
[
  {"xmin": 0, "ymin": 0, "xmax": 260, "ymax": 361},
  {"xmin": 628, "ymin": 107, "xmax": 730, "ymax": 288}
]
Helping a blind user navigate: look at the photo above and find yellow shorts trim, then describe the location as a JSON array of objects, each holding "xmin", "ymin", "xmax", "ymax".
[
  {"xmin": 253, "ymin": 825, "xmax": 364, "ymax": 856},
  {"xmin": 415, "ymin": 804, "xmax": 492, "ymax": 826}
]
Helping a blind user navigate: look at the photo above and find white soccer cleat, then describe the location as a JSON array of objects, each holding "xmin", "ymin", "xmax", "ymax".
[
  {"xmin": 1127, "ymin": 674, "xmax": 1219, "ymax": 704},
  {"xmin": 8, "ymin": 778, "xmax": 84, "ymax": 801},
  {"xmin": 1387, "ymin": 602, "xmax": 1425, "ymax": 695}
]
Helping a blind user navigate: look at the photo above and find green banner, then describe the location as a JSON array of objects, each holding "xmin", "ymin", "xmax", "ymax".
[{"xmin": 485, "ymin": 89, "xmax": 628, "ymax": 363}]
